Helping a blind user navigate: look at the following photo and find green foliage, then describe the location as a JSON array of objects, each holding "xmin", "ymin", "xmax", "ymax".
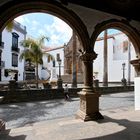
[
  {"xmin": 5, "ymin": 21, "xmax": 14, "ymax": 32},
  {"xmin": 20, "ymin": 36, "xmax": 51, "ymax": 65},
  {"xmin": 20, "ymin": 36, "xmax": 54, "ymax": 88}
]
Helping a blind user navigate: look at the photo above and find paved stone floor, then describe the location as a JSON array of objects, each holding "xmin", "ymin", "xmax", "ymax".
[
  {"xmin": 1, "ymin": 100, "xmax": 140, "ymax": 139},
  {"xmin": 0, "ymin": 91, "xmax": 134, "ymax": 129}
]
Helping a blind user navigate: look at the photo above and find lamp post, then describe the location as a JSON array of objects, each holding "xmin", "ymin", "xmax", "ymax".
[
  {"xmin": 57, "ymin": 57, "xmax": 63, "ymax": 89},
  {"xmin": 127, "ymin": 39, "xmax": 131, "ymax": 85},
  {"xmin": 121, "ymin": 63, "xmax": 127, "ymax": 86}
]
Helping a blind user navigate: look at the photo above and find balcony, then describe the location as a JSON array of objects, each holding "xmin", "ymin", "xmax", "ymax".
[
  {"xmin": 0, "ymin": 42, "xmax": 4, "ymax": 49},
  {"xmin": 0, "ymin": 61, "xmax": 5, "ymax": 69},
  {"xmin": 11, "ymin": 46, "xmax": 20, "ymax": 53}
]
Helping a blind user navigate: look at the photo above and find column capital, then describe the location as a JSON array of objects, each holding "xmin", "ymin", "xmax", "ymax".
[
  {"xmin": 80, "ymin": 51, "xmax": 97, "ymax": 62},
  {"xmin": 130, "ymin": 58, "xmax": 140, "ymax": 77}
]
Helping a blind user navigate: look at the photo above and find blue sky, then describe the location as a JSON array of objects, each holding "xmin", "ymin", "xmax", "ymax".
[
  {"xmin": 15, "ymin": 13, "xmax": 72, "ymax": 47},
  {"xmin": 15, "ymin": 13, "xmax": 120, "ymax": 47}
]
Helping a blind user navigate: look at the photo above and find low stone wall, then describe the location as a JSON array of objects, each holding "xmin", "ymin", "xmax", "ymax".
[
  {"xmin": 95, "ymin": 86, "xmax": 134, "ymax": 94},
  {"xmin": 0, "ymin": 89, "xmax": 65, "ymax": 104},
  {"xmin": 0, "ymin": 86, "xmax": 134, "ymax": 104}
]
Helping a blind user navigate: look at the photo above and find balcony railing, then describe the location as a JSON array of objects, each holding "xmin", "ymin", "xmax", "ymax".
[
  {"xmin": 0, "ymin": 61, "xmax": 5, "ymax": 69},
  {"xmin": 0, "ymin": 42, "xmax": 4, "ymax": 49},
  {"xmin": 11, "ymin": 46, "xmax": 20, "ymax": 53}
]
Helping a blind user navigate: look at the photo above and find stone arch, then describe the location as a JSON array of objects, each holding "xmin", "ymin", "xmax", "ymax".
[
  {"xmin": 0, "ymin": 0, "xmax": 90, "ymax": 51},
  {"xmin": 90, "ymin": 19, "xmax": 140, "ymax": 57}
]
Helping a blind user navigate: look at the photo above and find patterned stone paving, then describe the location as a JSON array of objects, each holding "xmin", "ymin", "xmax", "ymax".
[{"xmin": 0, "ymin": 91, "xmax": 134, "ymax": 129}]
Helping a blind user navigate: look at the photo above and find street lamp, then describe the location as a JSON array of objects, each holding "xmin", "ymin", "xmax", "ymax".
[
  {"xmin": 58, "ymin": 59, "xmax": 61, "ymax": 79},
  {"xmin": 57, "ymin": 57, "xmax": 63, "ymax": 89},
  {"xmin": 121, "ymin": 63, "xmax": 127, "ymax": 86}
]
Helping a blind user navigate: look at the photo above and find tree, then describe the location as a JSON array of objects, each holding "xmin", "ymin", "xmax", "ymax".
[
  {"xmin": 19, "ymin": 36, "xmax": 54, "ymax": 88},
  {"xmin": 5, "ymin": 21, "xmax": 14, "ymax": 32}
]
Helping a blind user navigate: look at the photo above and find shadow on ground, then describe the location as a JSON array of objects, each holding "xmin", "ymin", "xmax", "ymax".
[
  {"xmin": 0, "ymin": 130, "xmax": 26, "ymax": 140},
  {"xmin": 0, "ymin": 99, "xmax": 65, "ymax": 128},
  {"xmin": 79, "ymin": 115, "xmax": 140, "ymax": 140}
]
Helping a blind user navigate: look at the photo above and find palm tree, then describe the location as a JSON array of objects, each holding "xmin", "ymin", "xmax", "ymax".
[
  {"xmin": 19, "ymin": 36, "xmax": 54, "ymax": 88},
  {"xmin": 5, "ymin": 21, "xmax": 14, "ymax": 32}
]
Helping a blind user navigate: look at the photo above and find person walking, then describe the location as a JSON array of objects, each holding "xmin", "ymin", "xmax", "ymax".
[{"xmin": 64, "ymin": 83, "xmax": 69, "ymax": 100}]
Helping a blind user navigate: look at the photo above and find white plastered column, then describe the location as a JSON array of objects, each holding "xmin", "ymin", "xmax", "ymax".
[
  {"xmin": 130, "ymin": 58, "xmax": 140, "ymax": 110},
  {"xmin": 134, "ymin": 77, "xmax": 140, "ymax": 110}
]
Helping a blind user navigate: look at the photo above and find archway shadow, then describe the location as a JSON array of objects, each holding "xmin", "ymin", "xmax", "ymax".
[{"xmin": 79, "ymin": 115, "xmax": 140, "ymax": 140}]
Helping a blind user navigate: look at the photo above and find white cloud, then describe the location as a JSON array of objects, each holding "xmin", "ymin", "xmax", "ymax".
[
  {"xmin": 15, "ymin": 16, "xmax": 30, "ymax": 25},
  {"xmin": 44, "ymin": 16, "xmax": 72, "ymax": 45},
  {"xmin": 15, "ymin": 14, "xmax": 72, "ymax": 46},
  {"xmin": 32, "ymin": 20, "xmax": 39, "ymax": 26},
  {"xmin": 28, "ymin": 20, "xmax": 40, "ymax": 34},
  {"xmin": 38, "ymin": 29, "xmax": 46, "ymax": 35},
  {"xmin": 50, "ymin": 34, "xmax": 60, "ymax": 44},
  {"xmin": 15, "ymin": 16, "xmax": 24, "ymax": 23}
]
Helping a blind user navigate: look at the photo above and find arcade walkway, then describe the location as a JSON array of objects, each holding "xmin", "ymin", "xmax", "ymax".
[
  {"xmin": 0, "ymin": 92, "xmax": 134, "ymax": 129},
  {"xmin": 1, "ymin": 102, "xmax": 140, "ymax": 139},
  {"xmin": 0, "ymin": 91, "xmax": 137, "ymax": 140}
]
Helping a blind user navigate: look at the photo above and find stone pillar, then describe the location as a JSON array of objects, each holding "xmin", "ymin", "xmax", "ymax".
[
  {"xmin": 103, "ymin": 30, "xmax": 108, "ymax": 86},
  {"xmin": 9, "ymin": 79, "xmax": 16, "ymax": 90},
  {"xmin": 76, "ymin": 51, "xmax": 103, "ymax": 121},
  {"xmin": 72, "ymin": 31, "xmax": 77, "ymax": 88}
]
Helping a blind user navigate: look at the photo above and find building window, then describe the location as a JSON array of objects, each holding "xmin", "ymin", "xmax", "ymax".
[
  {"xmin": 12, "ymin": 32, "xmax": 19, "ymax": 48},
  {"xmin": 12, "ymin": 53, "xmax": 18, "ymax": 67}
]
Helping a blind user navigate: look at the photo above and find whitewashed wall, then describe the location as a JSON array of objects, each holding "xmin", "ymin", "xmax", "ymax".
[
  {"xmin": 1, "ymin": 26, "xmax": 26, "ymax": 81},
  {"xmin": 94, "ymin": 32, "xmax": 136, "ymax": 82},
  {"xmin": 40, "ymin": 47, "xmax": 64, "ymax": 80}
]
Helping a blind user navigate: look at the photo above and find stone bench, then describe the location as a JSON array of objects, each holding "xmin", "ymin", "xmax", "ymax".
[{"xmin": 0, "ymin": 119, "xmax": 5, "ymax": 131}]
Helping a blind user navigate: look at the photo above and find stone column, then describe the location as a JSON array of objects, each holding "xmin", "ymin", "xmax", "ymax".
[
  {"xmin": 76, "ymin": 51, "xmax": 103, "ymax": 121},
  {"xmin": 103, "ymin": 30, "xmax": 108, "ymax": 86},
  {"xmin": 72, "ymin": 31, "xmax": 77, "ymax": 88}
]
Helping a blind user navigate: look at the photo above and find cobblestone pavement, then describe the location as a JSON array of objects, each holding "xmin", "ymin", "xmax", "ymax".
[{"xmin": 0, "ymin": 91, "xmax": 134, "ymax": 129}]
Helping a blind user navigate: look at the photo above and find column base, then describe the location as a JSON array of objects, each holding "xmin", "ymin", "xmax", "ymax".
[
  {"xmin": 76, "ymin": 89, "xmax": 104, "ymax": 121},
  {"xmin": 76, "ymin": 110, "xmax": 103, "ymax": 121}
]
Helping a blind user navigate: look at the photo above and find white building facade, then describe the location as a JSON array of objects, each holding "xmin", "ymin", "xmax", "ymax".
[
  {"xmin": 44, "ymin": 32, "xmax": 136, "ymax": 83},
  {"xmin": 0, "ymin": 25, "xmax": 136, "ymax": 84},
  {"xmin": 94, "ymin": 32, "xmax": 136, "ymax": 83},
  {"xmin": 0, "ymin": 21, "xmax": 27, "ymax": 82},
  {"xmin": 41, "ymin": 46, "xmax": 64, "ymax": 81}
]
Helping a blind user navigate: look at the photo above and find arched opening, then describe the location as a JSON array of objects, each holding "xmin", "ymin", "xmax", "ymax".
[
  {"xmin": 0, "ymin": 0, "xmax": 91, "ymax": 91},
  {"xmin": 0, "ymin": 13, "xmax": 84, "ymax": 128},
  {"xmin": 91, "ymin": 19, "xmax": 140, "ymax": 111},
  {"xmin": 94, "ymin": 29, "xmax": 135, "ymax": 111},
  {"xmin": 91, "ymin": 19, "xmax": 140, "ymax": 57},
  {"xmin": 94, "ymin": 29, "xmax": 136, "ymax": 85},
  {"xmin": 0, "ymin": 0, "xmax": 90, "ymax": 52},
  {"xmin": 0, "ymin": 1, "xmax": 93, "ymax": 128}
]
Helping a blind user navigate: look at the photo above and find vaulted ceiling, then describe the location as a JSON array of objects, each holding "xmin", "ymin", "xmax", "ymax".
[
  {"xmin": 0, "ymin": 0, "xmax": 139, "ymax": 22},
  {"xmin": 63, "ymin": 0, "xmax": 140, "ymax": 22}
]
